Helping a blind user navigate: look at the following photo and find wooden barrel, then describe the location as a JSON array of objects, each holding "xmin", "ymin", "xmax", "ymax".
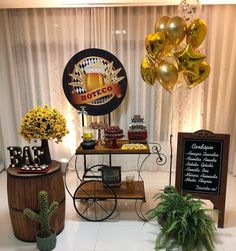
[{"xmin": 7, "ymin": 160, "xmax": 65, "ymax": 242}]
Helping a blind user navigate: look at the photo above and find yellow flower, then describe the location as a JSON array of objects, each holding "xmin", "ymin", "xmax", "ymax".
[{"xmin": 19, "ymin": 105, "xmax": 69, "ymax": 143}]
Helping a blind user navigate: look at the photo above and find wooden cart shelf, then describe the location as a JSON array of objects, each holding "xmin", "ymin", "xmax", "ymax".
[
  {"xmin": 75, "ymin": 180, "xmax": 145, "ymax": 200},
  {"xmin": 76, "ymin": 140, "xmax": 150, "ymax": 155}
]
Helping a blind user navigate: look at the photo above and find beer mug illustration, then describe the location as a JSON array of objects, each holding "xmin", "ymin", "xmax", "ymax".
[
  {"xmin": 85, "ymin": 61, "xmax": 105, "ymax": 92},
  {"xmin": 63, "ymin": 48, "xmax": 128, "ymax": 116}
]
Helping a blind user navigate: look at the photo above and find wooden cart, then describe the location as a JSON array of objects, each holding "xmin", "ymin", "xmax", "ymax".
[{"xmin": 65, "ymin": 140, "xmax": 166, "ymax": 221}]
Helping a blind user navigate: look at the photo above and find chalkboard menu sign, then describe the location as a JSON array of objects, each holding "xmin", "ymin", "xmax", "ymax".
[
  {"xmin": 182, "ymin": 139, "xmax": 223, "ymax": 194},
  {"xmin": 175, "ymin": 130, "xmax": 230, "ymax": 228}
]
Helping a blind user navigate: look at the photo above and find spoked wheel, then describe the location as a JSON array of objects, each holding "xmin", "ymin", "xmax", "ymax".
[
  {"xmin": 82, "ymin": 164, "xmax": 109, "ymax": 180},
  {"xmin": 73, "ymin": 180, "xmax": 117, "ymax": 221}
]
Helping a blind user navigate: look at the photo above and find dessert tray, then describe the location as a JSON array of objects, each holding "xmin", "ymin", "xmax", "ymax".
[{"xmin": 17, "ymin": 164, "xmax": 49, "ymax": 173}]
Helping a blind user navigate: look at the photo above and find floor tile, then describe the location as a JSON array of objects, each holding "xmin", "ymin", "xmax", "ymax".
[
  {"xmin": 95, "ymin": 221, "xmax": 158, "ymax": 251},
  {"xmin": 1, "ymin": 169, "xmax": 236, "ymax": 251}
]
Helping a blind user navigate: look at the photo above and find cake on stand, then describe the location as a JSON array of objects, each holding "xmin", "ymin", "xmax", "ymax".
[{"xmin": 104, "ymin": 126, "xmax": 124, "ymax": 148}]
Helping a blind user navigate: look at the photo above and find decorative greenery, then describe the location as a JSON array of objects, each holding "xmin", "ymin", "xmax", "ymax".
[
  {"xmin": 19, "ymin": 105, "xmax": 68, "ymax": 143},
  {"xmin": 24, "ymin": 190, "xmax": 59, "ymax": 238},
  {"xmin": 147, "ymin": 186, "xmax": 217, "ymax": 251}
]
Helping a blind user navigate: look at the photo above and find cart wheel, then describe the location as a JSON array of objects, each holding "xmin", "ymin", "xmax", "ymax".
[
  {"xmin": 73, "ymin": 180, "xmax": 117, "ymax": 221},
  {"xmin": 82, "ymin": 164, "xmax": 109, "ymax": 180}
]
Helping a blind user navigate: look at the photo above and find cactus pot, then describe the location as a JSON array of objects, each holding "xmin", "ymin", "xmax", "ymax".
[{"xmin": 36, "ymin": 230, "xmax": 56, "ymax": 251}]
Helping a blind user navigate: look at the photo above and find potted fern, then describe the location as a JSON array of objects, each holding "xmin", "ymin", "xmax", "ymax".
[
  {"xmin": 147, "ymin": 186, "xmax": 217, "ymax": 251},
  {"xmin": 24, "ymin": 190, "xmax": 59, "ymax": 251}
]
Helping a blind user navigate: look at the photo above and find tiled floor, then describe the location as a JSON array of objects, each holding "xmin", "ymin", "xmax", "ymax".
[{"xmin": 1, "ymin": 167, "xmax": 236, "ymax": 251}]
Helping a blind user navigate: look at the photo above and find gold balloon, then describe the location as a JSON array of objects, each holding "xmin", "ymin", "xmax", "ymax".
[
  {"xmin": 145, "ymin": 32, "xmax": 167, "ymax": 60},
  {"xmin": 154, "ymin": 16, "xmax": 173, "ymax": 57},
  {"xmin": 173, "ymin": 43, "xmax": 205, "ymax": 76},
  {"xmin": 166, "ymin": 16, "xmax": 187, "ymax": 46},
  {"xmin": 154, "ymin": 16, "xmax": 170, "ymax": 34},
  {"xmin": 163, "ymin": 42, "xmax": 175, "ymax": 57},
  {"xmin": 141, "ymin": 55, "xmax": 157, "ymax": 86},
  {"xmin": 184, "ymin": 61, "xmax": 211, "ymax": 88},
  {"xmin": 187, "ymin": 19, "xmax": 207, "ymax": 49},
  {"xmin": 156, "ymin": 61, "xmax": 178, "ymax": 92}
]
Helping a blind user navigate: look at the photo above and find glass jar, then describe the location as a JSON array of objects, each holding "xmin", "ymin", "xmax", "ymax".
[{"xmin": 83, "ymin": 127, "xmax": 93, "ymax": 141}]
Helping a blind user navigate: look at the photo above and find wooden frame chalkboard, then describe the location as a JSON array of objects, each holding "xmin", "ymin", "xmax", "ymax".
[{"xmin": 175, "ymin": 130, "xmax": 230, "ymax": 228}]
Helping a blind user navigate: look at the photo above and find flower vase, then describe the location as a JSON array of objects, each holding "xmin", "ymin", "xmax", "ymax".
[{"xmin": 41, "ymin": 139, "xmax": 51, "ymax": 165}]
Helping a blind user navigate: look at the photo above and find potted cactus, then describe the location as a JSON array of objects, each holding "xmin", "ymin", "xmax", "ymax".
[{"xmin": 24, "ymin": 190, "xmax": 59, "ymax": 251}]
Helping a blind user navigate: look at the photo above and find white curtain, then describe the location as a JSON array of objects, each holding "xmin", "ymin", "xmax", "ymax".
[
  {"xmin": 0, "ymin": 5, "xmax": 236, "ymax": 174},
  {"xmin": 201, "ymin": 5, "xmax": 236, "ymax": 175}
]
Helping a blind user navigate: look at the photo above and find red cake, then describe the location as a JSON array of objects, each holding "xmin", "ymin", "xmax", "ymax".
[{"xmin": 104, "ymin": 125, "xmax": 123, "ymax": 139}]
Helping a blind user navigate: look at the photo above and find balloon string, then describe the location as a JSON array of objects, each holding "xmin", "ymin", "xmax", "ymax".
[
  {"xmin": 169, "ymin": 88, "xmax": 175, "ymax": 186},
  {"xmin": 170, "ymin": 90, "xmax": 174, "ymax": 139},
  {"xmin": 169, "ymin": 86, "xmax": 179, "ymax": 186}
]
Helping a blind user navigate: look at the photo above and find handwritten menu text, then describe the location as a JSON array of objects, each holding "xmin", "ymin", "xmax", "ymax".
[{"xmin": 182, "ymin": 140, "xmax": 223, "ymax": 194}]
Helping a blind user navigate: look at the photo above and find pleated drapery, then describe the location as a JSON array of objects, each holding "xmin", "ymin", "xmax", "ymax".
[{"xmin": 0, "ymin": 5, "xmax": 236, "ymax": 174}]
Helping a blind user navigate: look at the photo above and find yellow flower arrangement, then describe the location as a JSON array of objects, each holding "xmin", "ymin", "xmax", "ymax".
[{"xmin": 19, "ymin": 105, "xmax": 69, "ymax": 143}]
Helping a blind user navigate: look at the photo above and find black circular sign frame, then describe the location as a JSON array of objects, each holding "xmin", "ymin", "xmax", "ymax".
[{"xmin": 63, "ymin": 48, "xmax": 127, "ymax": 116}]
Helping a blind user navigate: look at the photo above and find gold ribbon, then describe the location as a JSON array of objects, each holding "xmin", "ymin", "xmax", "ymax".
[{"xmin": 71, "ymin": 83, "xmax": 122, "ymax": 104}]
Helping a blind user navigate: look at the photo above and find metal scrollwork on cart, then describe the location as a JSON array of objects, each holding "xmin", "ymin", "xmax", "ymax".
[
  {"xmin": 64, "ymin": 141, "xmax": 168, "ymax": 222},
  {"xmin": 151, "ymin": 143, "xmax": 167, "ymax": 166},
  {"xmin": 137, "ymin": 142, "xmax": 167, "ymax": 175},
  {"xmin": 134, "ymin": 142, "xmax": 167, "ymax": 221}
]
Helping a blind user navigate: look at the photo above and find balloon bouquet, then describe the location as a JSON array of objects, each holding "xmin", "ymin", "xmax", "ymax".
[{"xmin": 141, "ymin": 6, "xmax": 210, "ymax": 92}]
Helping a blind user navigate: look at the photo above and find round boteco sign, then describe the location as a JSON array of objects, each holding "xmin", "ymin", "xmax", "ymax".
[{"xmin": 63, "ymin": 48, "xmax": 127, "ymax": 116}]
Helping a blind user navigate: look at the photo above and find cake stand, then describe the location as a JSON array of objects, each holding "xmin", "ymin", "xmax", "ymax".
[{"xmin": 104, "ymin": 135, "xmax": 124, "ymax": 148}]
